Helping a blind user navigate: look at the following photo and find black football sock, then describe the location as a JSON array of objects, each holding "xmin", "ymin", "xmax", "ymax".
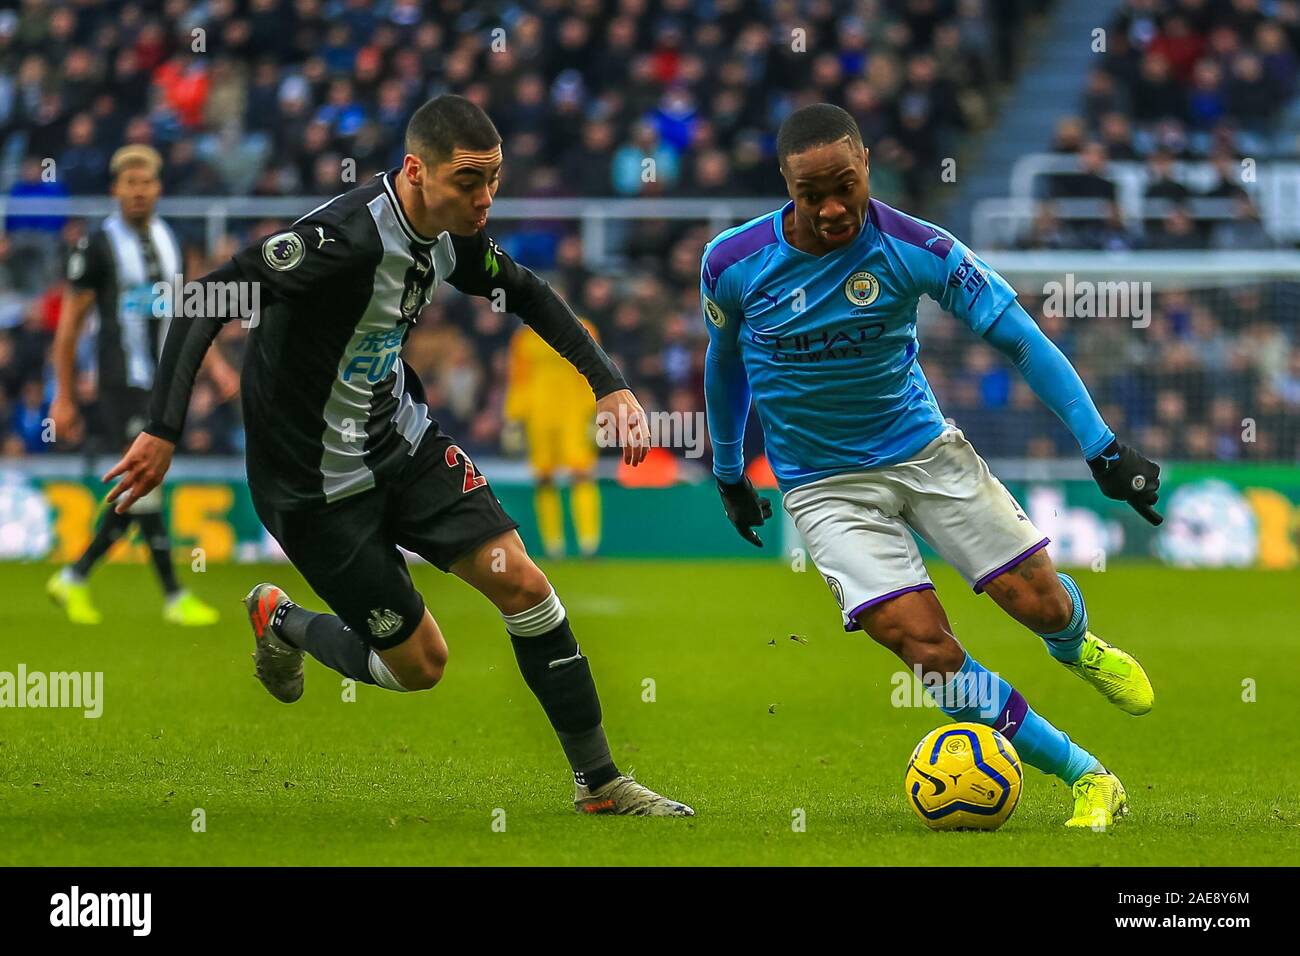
[
  {"xmin": 71, "ymin": 507, "xmax": 134, "ymax": 578},
  {"xmin": 134, "ymin": 511, "xmax": 181, "ymax": 597},
  {"xmin": 275, "ymin": 603, "xmax": 377, "ymax": 685},
  {"xmin": 509, "ymin": 616, "xmax": 620, "ymax": 790}
]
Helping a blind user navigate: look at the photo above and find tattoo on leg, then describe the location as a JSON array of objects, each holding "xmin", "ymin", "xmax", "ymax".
[{"xmin": 1016, "ymin": 550, "xmax": 1052, "ymax": 582}]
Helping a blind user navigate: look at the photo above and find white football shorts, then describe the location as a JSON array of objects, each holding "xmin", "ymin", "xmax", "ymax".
[{"xmin": 782, "ymin": 428, "xmax": 1049, "ymax": 631}]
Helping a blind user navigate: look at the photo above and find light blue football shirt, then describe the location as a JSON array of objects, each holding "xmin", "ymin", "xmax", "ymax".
[{"xmin": 701, "ymin": 198, "xmax": 1022, "ymax": 492}]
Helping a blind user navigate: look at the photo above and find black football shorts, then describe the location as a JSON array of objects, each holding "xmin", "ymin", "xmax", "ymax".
[{"xmin": 253, "ymin": 427, "xmax": 519, "ymax": 650}]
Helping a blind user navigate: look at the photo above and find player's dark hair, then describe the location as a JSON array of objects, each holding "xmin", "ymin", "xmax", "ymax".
[
  {"xmin": 405, "ymin": 94, "xmax": 502, "ymax": 164},
  {"xmin": 776, "ymin": 103, "xmax": 863, "ymax": 167}
]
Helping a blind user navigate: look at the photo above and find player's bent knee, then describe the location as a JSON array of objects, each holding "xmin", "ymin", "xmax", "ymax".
[
  {"xmin": 418, "ymin": 637, "xmax": 450, "ymax": 683},
  {"xmin": 905, "ymin": 635, "xmax": 964, "ymax": 678},
  {"xmin": 379, "ymin": 649, "xmax": 446, "ymax": 691},
  {"xmin": 860, "ymin": 619, "xmax": 904, "ymax": 655},
  {"xmin": 860, "ymin": 604, "xmax": 928, "ymax": 651},
  {"xmin": 455, "ymin": 532, "xmax": 554, "ymax": 613},
  {"xmin": 495, "ymin": 563, "xmax": 553, "ymax": 615},
  {"xmin": 401, "ymin": 659, "xmax": 445, "ymax": 691},
  {"xmin": 518, "ymin": 569, "xmax": 553, "ymax": 609},
  {"xmin": 376, "ymin": 614, "xmax": 449, "ymax": 691}
]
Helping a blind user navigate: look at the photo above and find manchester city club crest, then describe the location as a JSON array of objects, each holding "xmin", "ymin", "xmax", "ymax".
[
  {"xmin": 844, "ymin": 270, "xmax": 880, "ymax": 307},
  {"xmin": 262, "ymin": 231, "xmax": 305, "ymax": 272},
  {"xmin": 826, "ymin": 575, "xmax": 845, "ymax": 610}
]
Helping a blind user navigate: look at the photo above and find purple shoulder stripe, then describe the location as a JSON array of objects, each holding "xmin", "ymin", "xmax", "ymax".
[
  {"xmin": 702, "ymin": 216, "xmax": 779, "ymax": 293},
  {"xmin": 868, "ymin": 199, "xmax": 953, "ymax": 258}
]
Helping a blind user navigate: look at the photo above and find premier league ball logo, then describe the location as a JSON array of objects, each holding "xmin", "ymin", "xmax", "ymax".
[
  {"xmin": 702, "ymin": 296, "xmax": 726, "ymax": 328},
  {"xmin": 844, "ymin": 271, "xmax": 880, "ymax": 307},
  {"xmin": 262, "ymin": 231, "xmax": 305, "ymax": 272}
]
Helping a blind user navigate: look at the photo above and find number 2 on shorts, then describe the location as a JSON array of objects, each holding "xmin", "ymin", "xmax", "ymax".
[{"xmin": 445, "ymin": 444, "xmax": 488, "ymax": 494}]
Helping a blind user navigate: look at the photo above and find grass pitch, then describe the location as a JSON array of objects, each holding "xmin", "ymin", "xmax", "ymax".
[{"xmin": 2, "ymin": 559, "xmax": 1296, "ymax": 866}]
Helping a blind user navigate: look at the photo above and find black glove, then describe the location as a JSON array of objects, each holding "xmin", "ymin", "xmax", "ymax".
[
  {"xmin": 1087, "ymin": 439, "xmax": 1163, "ymax": 526},
  {"xmin": 717, "ymin": 477, "xmax": 773, "ymax": 547}
]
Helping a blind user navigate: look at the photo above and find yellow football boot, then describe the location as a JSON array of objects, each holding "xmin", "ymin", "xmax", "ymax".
[
  {"xmin": 1065, "ymin": 770, "xmax": 1128, "ymax": 829},
  {"xmin": 47, "ymin": 570, "xmax": 102, "ymax": 625},
  {"xmin": 163, "ymin": 590, "xmax": 220, "ymax": 626},
  {"xmin": 1061, "ymin": 631, "xmax": 1154, "ymax": 715}
]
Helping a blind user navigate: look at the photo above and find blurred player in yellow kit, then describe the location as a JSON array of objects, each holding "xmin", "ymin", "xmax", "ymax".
[{"xmin": 504, "ymin": 319, "xmax": 602, "ymax": 558}]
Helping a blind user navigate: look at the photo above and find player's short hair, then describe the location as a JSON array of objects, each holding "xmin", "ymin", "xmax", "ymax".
[
  {"xmin": 776, "ymin": 104, "xmax": 863, "ymax": 168},
  {"xmin": 109, "ymin": 144, "xmax": 162, "ymax": 181},
  {"xmin": 405, "ymin": 94, "xmax": 502, "ymax": 165}
]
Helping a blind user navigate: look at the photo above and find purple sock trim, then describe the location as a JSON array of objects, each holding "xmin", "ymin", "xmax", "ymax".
[
  {"xmin": 843, "ymin": 583, "xmax": 936, "ymax": 632},
  {"xmin": 993, "ymin": 689, "xmax": 1029, "ymax": 740},
  {"xmin": 972, "ymin": 537, "xmax": 1051, "ymax": 594}
]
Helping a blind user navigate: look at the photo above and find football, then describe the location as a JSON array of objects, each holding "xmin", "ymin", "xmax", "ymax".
[{"xmin": 905, "ymin": 723, "xmax": 1023, "ymax": 831}]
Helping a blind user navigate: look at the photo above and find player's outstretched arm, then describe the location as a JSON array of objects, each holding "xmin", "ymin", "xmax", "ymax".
[
  {"xmin": 700, "ymin": 255, "xmax": 771, "ymax": 545},
  {"xmin": 983, "ymin": 303, "xmax": 1163, "ymax": 525},
  {"xmin": 705, "ymin": 343, "xmax": 771, "ymax": 545},
  {"xmin": 704, "ymin": 343, "xmax": 750, "ymax": 483},
  {"xmin": 446, "ymin": 231, "xmax": 649, "ymax": 465},
  {"xmin": 142, "ymin": 258, "xmax": 245, "ymax": 447},
  {"xmin": 118, "ymin": 219, "xmax": 362, "ymax": 510},
  {"xmin": 906, "ymin": 221, "xmax": 1163, "ymax": 527}
]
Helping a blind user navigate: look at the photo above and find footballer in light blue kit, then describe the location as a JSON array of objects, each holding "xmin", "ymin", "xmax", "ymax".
[{"xmin": 702, "ymin": 104, "xmax": 1163, "ymax": 829}]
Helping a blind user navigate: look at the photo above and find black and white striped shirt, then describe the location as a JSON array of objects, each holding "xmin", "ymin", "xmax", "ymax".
[
  {"xmin": 66, "ymin": 212, "xmax": 183, "ymax": 392},
  {"xmin": 146, "ymin": 170, "xmax": 625, "ymax": 511}
]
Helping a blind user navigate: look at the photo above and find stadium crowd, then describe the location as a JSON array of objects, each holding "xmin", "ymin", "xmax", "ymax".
[
  {"xmin": 1023, "ymin": 0, "xmax": 1300, "ymax": 250},
  {"xmin": 0, "ymin": 0, "xmax": 1032, "ymax": 212},
  {"xmin": 0, "ymin": 0, "xmax": 1296, "ymax": 466}
]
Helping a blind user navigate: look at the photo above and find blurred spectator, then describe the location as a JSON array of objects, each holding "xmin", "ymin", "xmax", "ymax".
[
  {"xmin": 1100, "ymin": 111, "xmax": 1140, "ymax": 159},
  {"xmin": 1202, "ymin": 149, "xmax": 1250, "ymax": 199},
  {"xmin": 1144, "ymin": 149, "xmax": 1190, "ymax": 201},
  {"xmin": 1209, "ymin": 195, "xmax": 1275, "ymax": 247},
  {"xmin": 1049, "ymin": 141, "xmax": 1118, "ymax": 200},
  {"xmin": 612, "ymin": 120, "xmax": 679, "ymax": 197},
  {"xmin": 1150, "ymin": 204, "xmax": 1201, "ymax": 248},
  {"xmin": 6, "ymin": 156, "xmax": 67, "ymax": 236},
  {"xmin": 9, "ymin": 379, "xmax": 48, "ymax": 454},
  {"xmin": 58, "ymin": 113, "xmax": 110, "ymax": 195},
  {"xmin": 1078, "ymin": 201, "xmax": 1141, "ymax": 250},
  {"xmin": 1132, "ymin": 52, "xmax": 1185, "ymax": 124},
  {"xmin": 1018, "ymin": 203, "xmax": 1078, "ymax": 249}
]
